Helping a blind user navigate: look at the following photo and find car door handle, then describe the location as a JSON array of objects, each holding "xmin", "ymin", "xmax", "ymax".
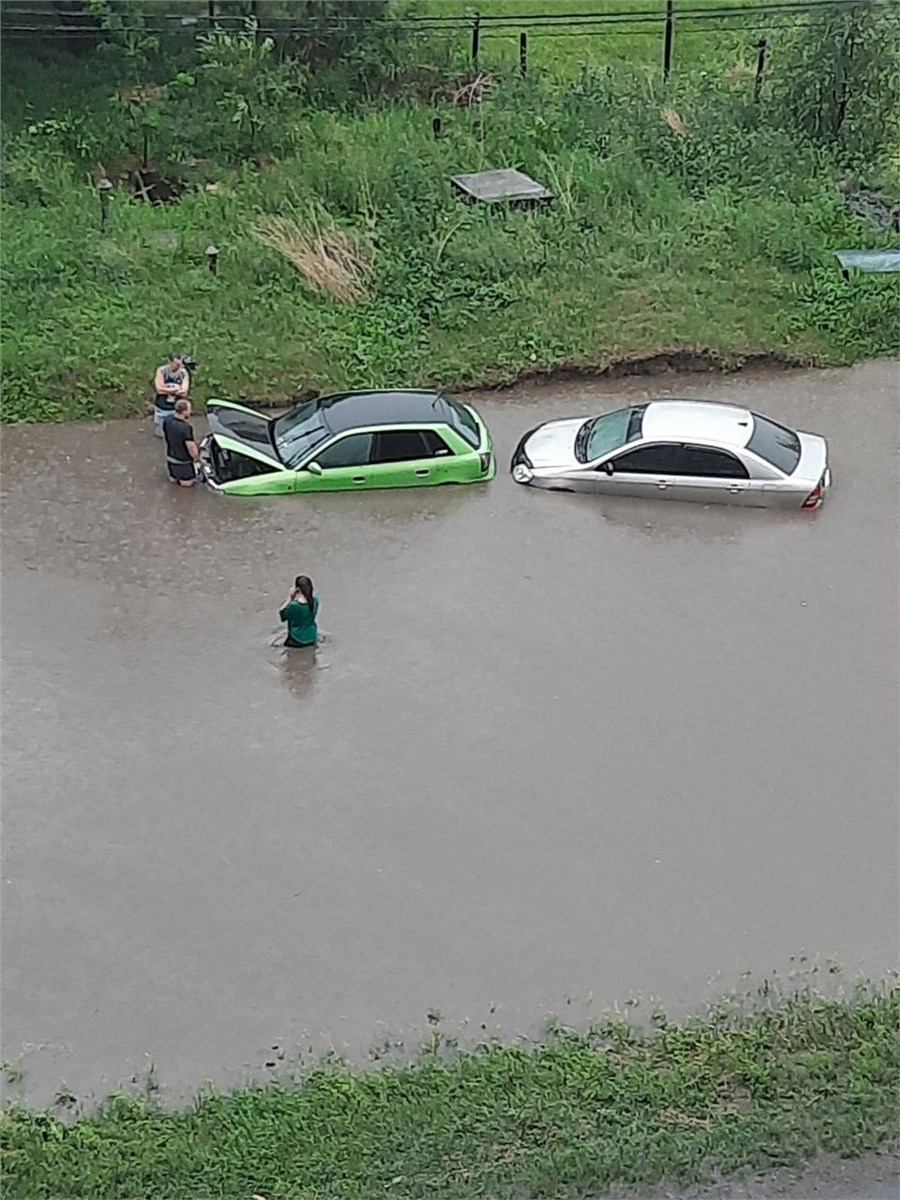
[
  {"xmin": 728, "ymin": 484, "xmax": 743, "ymax": 493},
  {"xmin": 656, "ymin": 479, "xmax": 669, "ymax": 489},
  {"xmin": 352, "ymin": 476, "xmax": 366, "ymax": 484},
  {"xmin": 415, "ymin": 468, "xmax": 429, "ymax": 477}
]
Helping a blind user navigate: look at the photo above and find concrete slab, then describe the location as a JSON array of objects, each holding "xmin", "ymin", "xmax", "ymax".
[{"xmin": 451, "ymin": 167, "xmax": 553, "ymax": 207}]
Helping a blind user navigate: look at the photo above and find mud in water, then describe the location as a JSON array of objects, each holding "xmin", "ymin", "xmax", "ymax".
[{"xmin": 1, "ymin": 360, "xmax": 898, "ymax": 1106}]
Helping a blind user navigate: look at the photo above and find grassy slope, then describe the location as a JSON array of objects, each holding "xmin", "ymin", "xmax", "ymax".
[
  {"xmin": 4, "ymin": 54, "xmax": 896, "ymax": 424},
  {"xmin": 1, "ymin": 7, "xmax": 898, "ymax": 426},
  {"xmin": 2, "ymin": 990, "xmax": 898, "ymax": 1199}
]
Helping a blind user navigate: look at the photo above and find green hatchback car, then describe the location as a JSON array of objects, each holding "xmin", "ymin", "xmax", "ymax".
[{"xmin": 199, "ymin": 390, "xmax": 495, "ymax": 497}]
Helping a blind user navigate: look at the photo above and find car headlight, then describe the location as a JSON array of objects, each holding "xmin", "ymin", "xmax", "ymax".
[{"xmin": 512, "ymin": 463, "xmax": 533, "ymax": 484}]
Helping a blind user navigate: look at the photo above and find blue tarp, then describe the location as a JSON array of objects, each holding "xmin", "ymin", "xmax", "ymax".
[{"xmin": 834, "ymin": 250, "xmax": 900, "ymax": 274}]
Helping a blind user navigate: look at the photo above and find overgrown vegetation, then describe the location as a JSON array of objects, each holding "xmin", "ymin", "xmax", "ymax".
[
  {"xmin": 2, "ymin": 987, "xmax": 898, "ymax": 1199},
  {"xmin": 1, "ymin": 0, "xmax": 898, "ymax": 424}
]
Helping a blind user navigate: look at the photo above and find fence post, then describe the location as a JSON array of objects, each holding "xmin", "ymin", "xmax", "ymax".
[
  {"xmin": 519, "ymin": 31, "xmax": 527, "ymax": 77},
  {"xmin": 97, "ymin": 178, "xmax": 113, "ymax": 232},
  {"xmin": 663, "ymin": 0, "xmax": 674, "ymax": 81},
  {"xmin": 753, "ymin": 37, "xmax": 768, "ymax": 102},
  {"xmin": 207, "ymin": 0, "xmax": 217, "ymax": 30},
  {"xmin": 471, "ymin": 12, "xmax": 480, "ymax": 69}
]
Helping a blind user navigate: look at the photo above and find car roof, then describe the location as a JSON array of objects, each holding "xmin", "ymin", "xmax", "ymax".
[
  {"xmin": 641, "ymin": 400, "xmax": 754, "ymax": 449},
  {"xmin": 317, "ymin": 389, "xmax": 451, "ymax": 432}
]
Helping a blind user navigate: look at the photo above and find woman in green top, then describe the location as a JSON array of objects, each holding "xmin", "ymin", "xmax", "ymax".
[{"xmin": 279, "ymin": 575, "xmax": 319, "ymax": 648}]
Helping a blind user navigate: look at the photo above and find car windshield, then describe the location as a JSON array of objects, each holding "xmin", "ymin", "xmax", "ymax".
[
  {"xmin": 576, "ymin": 406, "xmax": 644, "ymax": 463},
  {"xmin": 272, "ymin": 401, "xmax": 332, "ymax": 468},
  {"xmin": 747, "ymin": 413, "xmax": 801, "ymax": 474}
]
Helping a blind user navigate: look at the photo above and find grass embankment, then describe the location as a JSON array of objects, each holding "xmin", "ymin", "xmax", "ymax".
[
  {"xmin": 1, "ymin": 37, "xmax": 898, "ymax": 424},
  {"xmin": 2, "ymin": 990, "xmax": 898, "ymax": 1199}
]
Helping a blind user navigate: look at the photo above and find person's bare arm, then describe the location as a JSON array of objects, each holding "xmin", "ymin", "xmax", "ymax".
[
  {"xmin": 176, "ymin": 370, "xmax": 190, "ymax": 398},
  {"xmin": 154, "ymin": 366, "xmax": 168, "ymax": 393},
  {"xmin": 186, "ymin": 438, "xmax": 200, "ymax": 463}
]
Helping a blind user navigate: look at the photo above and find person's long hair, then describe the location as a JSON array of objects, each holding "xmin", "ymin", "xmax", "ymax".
[{"xmin": 293, "ymin": 575, "xmax": 315, "ymax": 607}]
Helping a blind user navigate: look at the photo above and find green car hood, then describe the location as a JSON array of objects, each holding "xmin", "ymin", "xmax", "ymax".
[{"xmin": 207, "ymin": 400, "xmax": 281, "ymax": 465}]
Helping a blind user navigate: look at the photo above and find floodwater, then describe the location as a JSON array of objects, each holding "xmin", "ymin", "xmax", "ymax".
[{"xmin": 1, "ymin": 361, "xmax": 898, "ymax": 1106}]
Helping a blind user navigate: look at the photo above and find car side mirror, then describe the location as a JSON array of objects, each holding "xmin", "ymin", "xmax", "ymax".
[
  {"xmin": 602, "ymin": 461, "xmax": 615, "ymax": 476},
  {"xmin": 306, "ymin": 461, "xmax": 323, "ymax": 476}
]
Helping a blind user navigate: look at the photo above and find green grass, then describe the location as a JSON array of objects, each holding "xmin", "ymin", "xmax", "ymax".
[
  {"xmin": 1, "ymin": 10, "xmax": 898, "ymax": 424},
  {"xmin": 2, "ymin": 988, "xmax": 898, "ymax": 1199},
  {"xmin": 3, "ymin": 59, "xmax": 897, "ymax": 424},
  {"xmin": 418, "ymin": 0, "xmax": 789, "ymax": 75}
]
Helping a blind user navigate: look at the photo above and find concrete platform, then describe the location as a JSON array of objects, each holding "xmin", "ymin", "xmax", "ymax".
[{"xmin": 450, "ymin": 167, "xmax": 553, "ymax": 208}]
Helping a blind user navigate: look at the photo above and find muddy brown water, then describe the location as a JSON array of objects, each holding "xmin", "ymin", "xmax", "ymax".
[{"xmin": 1, "ymin": 361, "xmax": 898, "ymax": 1108}]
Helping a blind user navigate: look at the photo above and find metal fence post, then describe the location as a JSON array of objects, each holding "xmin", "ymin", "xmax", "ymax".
[
  {"xmin": 663, "ymin": 0, "xmax": 674, "ymax": 81},
  {"xmin": 753, "ymin": 37, "xmax": 768, "ymax": 102},
  {"xmin": 519, "ymin": 31, "xmax": 527, "ymax": 77},
  {"xmin": 471, "ymin": 13, "xmax": 480, "ymax": 69}
]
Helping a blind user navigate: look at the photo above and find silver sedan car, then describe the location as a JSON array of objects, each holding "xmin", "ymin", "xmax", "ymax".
[{"xmin": 510, "ymin": 400, "xmax": 831, "ymax": 509}]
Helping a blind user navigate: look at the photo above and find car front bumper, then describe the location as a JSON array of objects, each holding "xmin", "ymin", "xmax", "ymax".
[
  {"xmin": 198, "ymin": 435, "xmax": 223, "ymax": 491},
  {"xmin": 510, "ymin": 428, "xmax": 538, "ymax": 483}
]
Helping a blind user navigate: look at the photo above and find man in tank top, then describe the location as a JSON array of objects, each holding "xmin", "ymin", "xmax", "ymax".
[{"xmin": 153, "ymin": 351, "xmax": 190, "ymax": 436}]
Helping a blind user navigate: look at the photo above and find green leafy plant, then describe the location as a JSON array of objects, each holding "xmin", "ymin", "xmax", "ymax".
[
  {"xmin": 773, "ymin": 0, "xmax": 900, "ymax": 158},
  {"xmin": 185, "ymin": 23, "xmax": 304, "ymax": 160}
]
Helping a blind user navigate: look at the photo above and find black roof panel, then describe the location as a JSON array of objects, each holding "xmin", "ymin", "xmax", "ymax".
[{"xmin": 316, "ymin": 390, "xmax": 450, "ymax": 432}]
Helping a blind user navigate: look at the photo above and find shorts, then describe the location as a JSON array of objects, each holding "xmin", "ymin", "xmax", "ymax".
[
  {"xmin": 284, "ymin": 636, "xmax": 316, "ymax": 649},
  {"xmin": 167, "ymin": 460, "xmax": 196, "ymax": 482},
  {"xmin": 154, "ymin": 402, "xmax": 176, "ymax": 435}
]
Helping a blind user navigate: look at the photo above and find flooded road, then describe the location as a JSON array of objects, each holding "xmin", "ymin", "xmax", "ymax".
[{"xmin": 2, "ymin": 361, "xmax": 898, "ymax": 1105}]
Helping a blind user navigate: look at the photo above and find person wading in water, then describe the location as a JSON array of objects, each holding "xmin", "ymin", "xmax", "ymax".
[
  {"xmin": 153, "ymin": 351, "xmax": 190, "ymax": 437},
  {"xmin": 279, "ymin": 575, "xmax": 319, "ymax": 648},
  {"xmin": 163, "ymin": 398, "xmax": 200, "ymax": 487}
]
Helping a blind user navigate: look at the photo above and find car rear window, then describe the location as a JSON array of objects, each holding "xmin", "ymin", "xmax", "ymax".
[
  {"xmin": 747, "ymin": 413, "xmax": 801, "ymax": 474},
  {"xmin": 443, "ymin": 396, "xmax": 480, "ymax": 448}
]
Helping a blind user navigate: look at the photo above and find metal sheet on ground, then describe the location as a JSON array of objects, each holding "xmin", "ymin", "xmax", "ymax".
[{"xmin": 1, "ymin": 360, "xmax": 898, "ymax": 1106}]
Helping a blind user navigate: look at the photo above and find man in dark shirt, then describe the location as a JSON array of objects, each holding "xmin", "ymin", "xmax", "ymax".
[{"xmin": 163, "ymin": 398, "xmax": 200, "ymax": 487}]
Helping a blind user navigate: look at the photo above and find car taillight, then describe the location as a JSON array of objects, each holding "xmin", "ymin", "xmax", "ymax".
[
  {"xmin": 479, "ymin": 452, "xmax": 492, "ymax": 473},
  {"xmin": 802, "ymin": 477, "xmax": 824, "ymax": 509}
]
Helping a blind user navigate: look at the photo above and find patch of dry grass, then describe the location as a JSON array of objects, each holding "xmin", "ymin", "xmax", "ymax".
[
  {"xmin": 662, "ymin": 107, "xmax": 688, "ymax": 137},
  {"xmin": 253, "ymin": 212, "xmax": 371, "ymax": 302}
]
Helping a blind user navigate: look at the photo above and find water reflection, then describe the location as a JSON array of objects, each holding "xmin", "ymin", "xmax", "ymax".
[
  {"xmin": 575, "ymin": 493, "xmax": 797, "ymax": 545},
  {"xmin": 278, "ymin": 643, "xmax": 321, "ymax": 701}
]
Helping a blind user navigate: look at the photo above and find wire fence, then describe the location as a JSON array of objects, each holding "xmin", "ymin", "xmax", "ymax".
[{"xmin": 2, "ymin": 0, "xmax": 899, "ymax": 84}]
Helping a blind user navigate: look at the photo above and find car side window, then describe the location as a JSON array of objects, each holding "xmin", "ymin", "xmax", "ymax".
[
  {"xmin": 373, "ymin": 430, "xmax": 432, "ymax": 464},
  {"xmin": 677, "ymin": 445, "xmax": 749, "ymax": 479},
  {"xmin": 607, "ymin": 444, "xmax": 681, "ymax": 473},
  {"xmin": 421, "ymin": 429, "xmax": 454, "ymax": 457},
  {"xmin": 314, "ymin": 432, "xmax": 374, "ymax": 469}
]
